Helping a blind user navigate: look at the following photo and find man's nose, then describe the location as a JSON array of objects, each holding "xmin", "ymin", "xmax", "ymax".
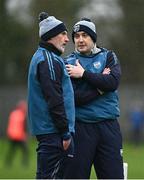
[
  {"xmin": 79, "ymin": 36, "xmax": 83, "ymax": 42},
  {"xmin": 65, "ymin": 36, "xmax": 69, "ymax": 42}
]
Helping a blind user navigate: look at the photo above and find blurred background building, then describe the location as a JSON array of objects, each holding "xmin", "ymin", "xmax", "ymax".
[{"xmin": 0, "ymin": 0, "xmax": 144, "ymax": 141}]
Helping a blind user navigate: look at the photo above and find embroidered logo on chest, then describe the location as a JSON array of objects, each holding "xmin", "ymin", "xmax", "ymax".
[{"xmin": 93, "ymin": 61, "xmax": 101, "ymax": 69}]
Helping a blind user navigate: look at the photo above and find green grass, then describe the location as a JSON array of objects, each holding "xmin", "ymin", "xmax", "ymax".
[
  {"xmin": 0, "ymin": 138, "xmax": 37, "ymax": 179},
  {"xmin": 0, "ymin": 138, "xmax": 144, "ymax": 179},
  {"xmin": 123, "ymin": 142, "xmax": 144, "ymax": 179}
]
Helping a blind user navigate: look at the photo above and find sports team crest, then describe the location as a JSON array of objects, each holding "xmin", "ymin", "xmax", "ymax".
[
  {"xmin": 73, "ymin": 24, "xmax": 80, "ymax": 32},
  {"xmin": 93, "ymin": 61, "xmax": 101, "ymax": 69}
]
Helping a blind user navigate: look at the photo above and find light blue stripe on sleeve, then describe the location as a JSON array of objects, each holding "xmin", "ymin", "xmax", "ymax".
[{"xmin": 45, "ymin": 51, "xmax": 56, "ymax": 80}]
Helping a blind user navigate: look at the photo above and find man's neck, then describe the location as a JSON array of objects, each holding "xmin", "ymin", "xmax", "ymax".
[{"xmin": 39, "ymin": 40, "xmax": 62, "ymax": 56}]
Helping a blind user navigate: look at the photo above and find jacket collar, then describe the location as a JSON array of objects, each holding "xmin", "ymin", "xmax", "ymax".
[{"xmin": 39, "ymin": 40, "xmax": 62, "ymax": 56}]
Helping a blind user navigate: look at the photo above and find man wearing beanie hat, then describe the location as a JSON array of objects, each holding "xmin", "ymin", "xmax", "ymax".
[
  {"xmin": 28, "ymin": 12, "xmax": 75, "ymax": 179},
  {"xmin": 63, "ymin": 18, "xmax": 124, "ymax": 179}
]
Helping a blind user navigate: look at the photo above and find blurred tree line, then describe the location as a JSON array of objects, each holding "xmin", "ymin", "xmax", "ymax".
[{"xmin": 0, "ymin": 0, "xmax": 144, "ymax": 85}]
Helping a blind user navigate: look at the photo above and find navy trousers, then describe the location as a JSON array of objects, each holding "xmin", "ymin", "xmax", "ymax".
[
  {"xmin": 63, "ymin": 120, "xmax": 124, "ymax": 179},
  {"xmin": 36, "ymin": 133, "xmax": 74, "ymax": 179}
]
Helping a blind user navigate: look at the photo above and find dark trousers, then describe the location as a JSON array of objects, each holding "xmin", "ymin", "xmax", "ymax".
[
  {"xmin": 63, "ymin": 120, "xmax": 124, "ymax": 179},
  {"xmin": 36, "ymin": 133, "xmax": 74, "ymax": 179}
]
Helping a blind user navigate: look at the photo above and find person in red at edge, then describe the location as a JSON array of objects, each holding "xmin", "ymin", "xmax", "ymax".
[{"xmin": 5, "ymin": 100, "xmax": 29, "ymax": 167}]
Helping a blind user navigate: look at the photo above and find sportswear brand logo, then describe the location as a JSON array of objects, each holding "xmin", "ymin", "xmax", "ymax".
[
  {"xmin": 73, "ymin": 24, "xmax": 80, "ymax": 32},
  {"xmin": 120, "ymin": 149, "xmax": 123, "ymax": 156},
  {"xmin": 67, "ymin": 154, "xmax": 74, "ymax": 158}
]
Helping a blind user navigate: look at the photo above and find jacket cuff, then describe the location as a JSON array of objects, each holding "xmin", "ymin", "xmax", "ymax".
[
  {"xmin": 62, "ymin": 132, "xmax": 71, "ymax": 140},
  {"xmin": 82, "ymin": 70, "xmax": 88, "ymax": 79}
]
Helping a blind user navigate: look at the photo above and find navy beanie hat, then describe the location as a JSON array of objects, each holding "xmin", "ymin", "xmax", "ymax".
[
  {"xmin": 39, "ymin": 12, "xmax": 67, "ymax": 41},
  {"xmin": 72, "ymin": 18, "xmax": 97, "ymax": 43}
]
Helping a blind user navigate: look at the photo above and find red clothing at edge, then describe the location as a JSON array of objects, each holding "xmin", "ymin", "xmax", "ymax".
[{"xmin": 7, "ymin": 109, "xmax": 27, "ymax": 141}]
